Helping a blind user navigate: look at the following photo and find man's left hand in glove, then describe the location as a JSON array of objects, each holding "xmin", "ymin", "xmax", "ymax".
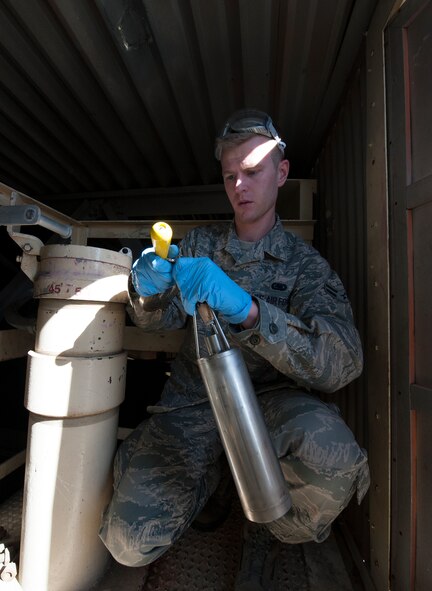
[{"xmin": 173, "ymin": 257, "xmax": 252, "ymax": 325}]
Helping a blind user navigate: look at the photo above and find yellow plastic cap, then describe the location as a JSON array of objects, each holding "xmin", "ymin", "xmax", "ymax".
[{"xmin": 151, "ymin": 221, "xmax": 173, "ymax": 259}]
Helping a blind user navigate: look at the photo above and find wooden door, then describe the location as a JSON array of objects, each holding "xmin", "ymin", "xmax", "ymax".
[{"xmin": 387, "ymin": 1, "xmax": 432, "ymax": 589}]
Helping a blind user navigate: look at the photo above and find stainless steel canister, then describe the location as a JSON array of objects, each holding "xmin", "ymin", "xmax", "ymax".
[{"xmin": 194, "ymin": 306, "xmax": 292, "ymax": 523}]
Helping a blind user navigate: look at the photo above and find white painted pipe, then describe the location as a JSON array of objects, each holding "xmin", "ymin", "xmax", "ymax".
[{"xmin": 18, "ymin": 245, "xmax": 131, "ymax": 591}]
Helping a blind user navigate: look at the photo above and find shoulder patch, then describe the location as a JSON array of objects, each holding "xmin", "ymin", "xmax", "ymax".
[{"xmin": 325, "ymin": 277, "xmax": 348, "ymax": 302}]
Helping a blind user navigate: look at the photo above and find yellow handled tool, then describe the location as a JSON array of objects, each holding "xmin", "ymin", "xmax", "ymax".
[
  {"xmin": 151, "ymin": 221, "xmax": 173, "ymax": 259},
  {"xmin": 152, "ymin": 221, "xmax": 210, "ymax": 319}
]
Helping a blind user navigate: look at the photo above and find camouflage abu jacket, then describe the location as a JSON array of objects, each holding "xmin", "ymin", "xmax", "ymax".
[{"xmin": 127, "ymin": 216, "xmax": 363, "ymax": 411}]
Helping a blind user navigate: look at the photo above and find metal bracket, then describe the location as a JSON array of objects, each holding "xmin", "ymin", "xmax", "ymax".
[
  {"xmin": 0, "ymin": 197, "xmax": 73, "ymax": 281},
  {"xmin": 9, "ymin": 230, "xmax": 44, "ymax": 281},
  {"xmin": 0, "ymin": 205, "xmax": 72, "ymax": 239}
]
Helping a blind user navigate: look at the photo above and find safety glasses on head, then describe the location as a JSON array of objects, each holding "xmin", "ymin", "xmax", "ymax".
[{"xmin": 215, "ymin": 109, "xmax": 286, "ymax": 160}]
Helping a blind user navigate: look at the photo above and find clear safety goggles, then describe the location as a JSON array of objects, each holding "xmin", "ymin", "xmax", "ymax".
[{"xmin": 215, "ymin": 109, "xmax": 286, "ymax": 159}]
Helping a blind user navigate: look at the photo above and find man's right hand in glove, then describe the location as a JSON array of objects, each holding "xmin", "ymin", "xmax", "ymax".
[{"xmin": 131, "ymin": 245, "xmax": 179, "ymax": 297}]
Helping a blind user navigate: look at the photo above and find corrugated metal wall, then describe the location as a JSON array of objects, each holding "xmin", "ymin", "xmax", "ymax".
[{"xmin": 314, "ymin": 50, "xmax": 369, "ymax": 559}]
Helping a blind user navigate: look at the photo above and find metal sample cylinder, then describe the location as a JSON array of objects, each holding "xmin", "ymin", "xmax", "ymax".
[
  {"xmin": 198, "ymin": 346, "xmax": 291, "ymax": 523},
  {"xmin": 19, "ymin": 244, "xmax": 131, "ymax": 591}
]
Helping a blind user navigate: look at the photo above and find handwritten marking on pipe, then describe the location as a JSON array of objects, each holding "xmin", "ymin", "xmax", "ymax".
[{"xmin": 47, "ymin": 282, "xmax": 83, "ymax": 295}]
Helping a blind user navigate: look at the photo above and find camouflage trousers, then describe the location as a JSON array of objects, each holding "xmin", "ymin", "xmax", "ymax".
[{"xmin": 99, "ymin": 389, "xmax": 370, "ymax": 567}]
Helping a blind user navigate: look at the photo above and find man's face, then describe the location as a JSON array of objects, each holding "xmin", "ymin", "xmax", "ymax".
[{"xmin": 220, "ymin": 136, "xmax": 289, "ymax": 230}]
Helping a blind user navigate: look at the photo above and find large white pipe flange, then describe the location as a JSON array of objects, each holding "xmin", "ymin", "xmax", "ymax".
[
  {"xmin": 19, "ymin": 245, "xmax": 132, "ymax": 591},
  {"xmin": 33, "ymin": 244, "xmax": 132, "ymax": 303}
]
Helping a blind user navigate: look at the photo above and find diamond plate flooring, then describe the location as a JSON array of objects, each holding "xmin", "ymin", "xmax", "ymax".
[
  {"xmin": 1, "ymin": 491, "xmax": 355, "ymax": 591},
  {"xmin": 91, "ymin": 501, "xmax": 355, "ymax": 591}
]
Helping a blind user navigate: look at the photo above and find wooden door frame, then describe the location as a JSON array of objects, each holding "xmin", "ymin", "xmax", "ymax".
[{"xmin": 386, "ymin": 1, "xmax": 432, "ymax": 588}]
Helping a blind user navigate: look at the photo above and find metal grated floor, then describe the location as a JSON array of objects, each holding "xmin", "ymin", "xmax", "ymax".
[
  {"xmin": 94, "ymin": 503, "xmax": 355, "ymax": 591},
  {"xmin": 0, "ymin": 490, "xmax": 22, "ymax": 542},
  {"xmin": 1, "ymin": 492, "xmax": 355, "ymax": 591}
]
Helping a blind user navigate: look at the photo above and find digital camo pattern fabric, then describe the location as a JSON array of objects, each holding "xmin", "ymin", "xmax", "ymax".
[
  {"xmin": 99, "ymin": 217, "xmax": 370, "ymax": 565},
  {"xmin": 128, "ymin": 216, "xmax": 364, "ymax": 409},
  {"xmin": 100, "ymin": 404, "xmax": 223, "ymax": 566},
  {"xmin": 99, "ymin": 389, "xmax": 369, "ymax": 564},
  {"xmin": 259, "ymin": 389, "xmax": 370, "ymax": 545}
]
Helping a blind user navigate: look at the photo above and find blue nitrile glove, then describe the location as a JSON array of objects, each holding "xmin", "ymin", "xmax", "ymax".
[
  {"xmin": 131, "ymin": 244, "xmax": 179, "ymax": 297},
  {"xmin": 173, "ymin": 257, "xmax": 252, "ymax": 324}
]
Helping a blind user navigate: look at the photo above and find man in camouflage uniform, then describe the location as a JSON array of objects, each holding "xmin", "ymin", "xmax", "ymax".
[{"xmin": 99, "ymin": 109, "xmax": 370, "ymax": 590}]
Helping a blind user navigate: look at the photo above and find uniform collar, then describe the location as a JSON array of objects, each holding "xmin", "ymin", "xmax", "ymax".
[{"xmin": 222, "ymin": 215, "xmax": 293, "ymax": 264}]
